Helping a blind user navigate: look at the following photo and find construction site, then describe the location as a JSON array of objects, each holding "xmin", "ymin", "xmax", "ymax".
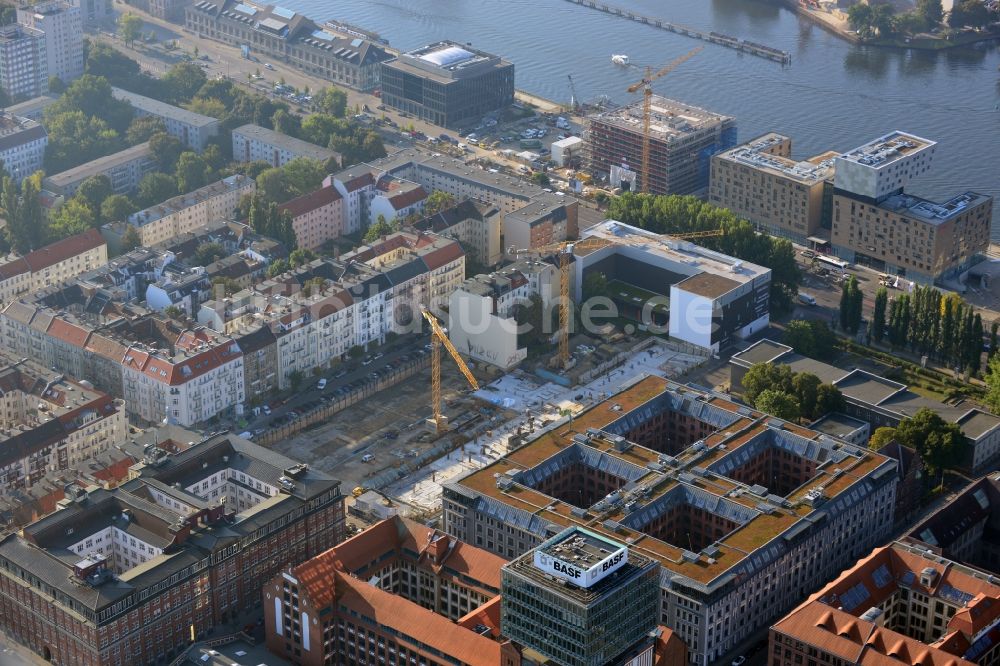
[{"xmin": 586, "ymin": 94, "xmax": 737, "ymax": 195}]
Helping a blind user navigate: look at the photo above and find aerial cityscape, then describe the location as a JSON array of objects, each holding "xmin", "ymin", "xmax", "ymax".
[{"xmin": 0, "ymin": 0, "xmax": 997, "ymax": 664}]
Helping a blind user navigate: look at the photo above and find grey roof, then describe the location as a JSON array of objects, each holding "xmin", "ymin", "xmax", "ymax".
[
  {"xmin": 233, "ymin": 123, "xmax": 340, "ymax": 163},
  {"xmin": 809, "ymin": 412, "xmax": 869, "ymax": 439},
  {"xmin": 111, "ymin": 87, "xmax": 220, "ymax": 129},
  {"xmin": 43, "ymin": 142, "xmax": 152, "ymax": 190}
]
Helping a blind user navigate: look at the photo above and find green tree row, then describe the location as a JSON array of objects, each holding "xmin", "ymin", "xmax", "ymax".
[{"xmin": 606, "ymin": 194, "xmax": 801, "ymax": 313}]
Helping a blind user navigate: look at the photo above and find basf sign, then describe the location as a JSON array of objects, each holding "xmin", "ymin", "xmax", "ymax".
[{"xmin": 533, "ymin": 546, "xmax": 629, "ymax": 588}]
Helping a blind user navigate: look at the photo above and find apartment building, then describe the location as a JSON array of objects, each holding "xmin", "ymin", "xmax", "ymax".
[
  {"xmin": 277, "ymin": 184, "xmax": 344, "ymax": 251},
  {"xmin": 0, "ymin": 356, "xmax": 127, "ymax": 491},
  {"xmin": 0, "ymin": 430, "xmax": 344, "ymax": 666},
  {"xmin": 111, "ymin": 86, "xmax": 220, "ymax": 151},
  {"xmin": 414, "ymin": 199, "xmax": 504, "ymax": 267},
  {"xmin": 119, "ymin": 174, "xmax": 255, "ymax": 247},
  {"xmin": 231, "ymin": 123, "xmax": 341, "ymax": 167},
  {"xmin": 587, "ymin": 95, "xmax": 737, "ymax": 195},
  {"xmin": 709, "ymin": 133, "xmax": 836, "ymax": 244},
  {"xmin": 16, "ymin": 1, "xmax": 82, "ymax": 86},
  {"xmin": 43, "ymin": 141, "xmax": 156, "ymax": 196},
  {"xmin": 329, "ymin": 147, "xmax": 578, "ymax": 248},
  {"xmin": 770, "ymin": 541, "xmax": 1000, "ymax": 666},
  {"xmin": 0, "ymin": 25, "xmax": 47, "ymax": 100},
  {"xmin": 197, "ymin": 231, "xmax": 463, "ymax": 386},
  {"xmin": 380, "ymin": 41, "xmax": 514, "ymax": 129},
  {"xmin": 575, "ymin": 220, "xmax": 771, "ymax": 353},
  {"xmin": 264, "ymin": 516, "xmax": 519, "ymax": 666},
  {"xmin": 903, "ymin": 473, "xmax": 1000, "ymax": 576},
  {"xmin": 185, "ymin": 1, "xmax": 391, "ymax": 91},
  {"xmin": 369, "ymin": 174, "xmax": 427, "ymax": 224},
  {"xmin": 442, "ymin": 375, "xmax": 898, "ymax": 666},
  {"xmin": 0, "ymin": 227, "xmax": 107, "ymax": 304},
  {"xmin": 0, "ymin": 112, "xmax": 47, "ymax": 183},
  {"xmin": 447, "ymin": 259, "xmax": 557, "ymax": 370},
  {"xmin": 2, "ymin": 93, "xmax": 57, "ymax": 121},
  {"xmin": 730, "ymin": 338, "xmax": 1000, "ymax": 474},
  {"xmin": 232, "ymin": 324, "xmax": 278, "ymax": 403}
]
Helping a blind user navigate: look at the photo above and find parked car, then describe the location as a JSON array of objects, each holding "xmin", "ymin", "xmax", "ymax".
[
  {"xmin": 361, "ymin": 453, "xmax": 375, "ymax": 463},
  {"xmin": 264, "ymin": 63, "xmax": 275, "ymax": 70},
  {"xmin": 262, "ymin": 405, "xmax": 271, "ymax": 416},
  {"xmin": 317, "ymin": 378, "xmax": 327, "ymax": 390}
]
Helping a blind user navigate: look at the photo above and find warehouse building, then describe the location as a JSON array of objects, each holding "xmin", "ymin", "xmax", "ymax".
[
  {"xmin": 586, "ymin": 95, "xmax": 736, "ymax": 196},
  {"xmin": 442, "ymin": 375, "xmax": 898, "ymax": 666},
  {"xmin": 380, "ymin": 41, "xmax": 514, "ymax": 129}
]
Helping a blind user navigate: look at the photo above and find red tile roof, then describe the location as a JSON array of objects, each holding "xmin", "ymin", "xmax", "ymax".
[
  {"xmin": 342, "ymin": 172, "xmax": 374, "ymax": 192},
  {"xmin": 0, "ymin": 229, "xmax": 105, "ymax": 282},
  {"xmin": 387, "ymin": 186, "xmax": 427, "ymax": 210},
  {"xmin": 278, "ymin": 185, "xmax": 342, "ymax": 219},
  {"xmin": 46, "ymin": 317, "xmax": 91, "ymax": 349},
  {"xmin": 420, "ymin": 241, "xmax": 465, "ymax": 271},
  {"xmin": 123, "ymin": 336, "xmax": 242, "ymax": 385},
  {"xmin": 0, "ymin": 257, "xmax": 30, "ymax": 281}
]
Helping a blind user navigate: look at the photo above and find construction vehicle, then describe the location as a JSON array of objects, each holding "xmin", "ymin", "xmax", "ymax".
[
  {"xmin": 421, "ymin": 308, "xmax": 480, "ymax": 434},
  {"xmin": 625, "ymin": 47, "xmax": 702, "ymax": 194},
  {"xmin": 567, "ymin": 74, "xmax": 580, "ymax": 113},
  {"xmin": 510, "ymin": 227, "xmax": 724, "ymax": 369}
]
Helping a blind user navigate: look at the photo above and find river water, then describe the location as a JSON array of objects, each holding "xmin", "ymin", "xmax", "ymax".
[{"xmin": 282, "ymin": 0, "xmax": 1000, "ymax": 234}]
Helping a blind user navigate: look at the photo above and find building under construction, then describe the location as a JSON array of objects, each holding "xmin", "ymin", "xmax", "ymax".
[{"xmin": 586, "ymin": 95, "xmax": 736, "ymax": 195}]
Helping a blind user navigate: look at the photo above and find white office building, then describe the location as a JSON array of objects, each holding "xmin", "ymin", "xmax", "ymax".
[
  {"xmin": 0, "ymin": 25, "xmax": 47, "ymax": 100},
  {"xmin": 16, "ymin": 1, "xmax": 82, "ymax": 86}
]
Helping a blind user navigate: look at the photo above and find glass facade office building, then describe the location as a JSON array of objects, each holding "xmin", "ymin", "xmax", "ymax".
[{"xmin": 501, "ymin": 527, "xmax": 660, "ymax": 666}]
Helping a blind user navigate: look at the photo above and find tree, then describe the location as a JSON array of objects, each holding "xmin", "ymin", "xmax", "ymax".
[
  {"xmin": 162, "ymin": 62, "xmax": 207, "ymax": 104},
  {"xmin": 126, "ymin": 116, "xmax": 166, "ymax": 145},
  {"xmin": 741, "ymin": 363, "xmax": 795, "ymax": 405},
  {"xmin": 848, "ymin": 2, "xmax": 875, "ymax": 38},
  {"xmin": 423, "ymin": 190, "xmax": 456, "ymax": 216},
  {"xmin": 288, "ymin": 369, "xmax": 304, "ymax": 392},
  {"xmin": 754, "ymin": 390, "xmax": 801, "ymax": 421},
  {"xmin": 916, "ymin": 0, "xmax": 943, "ymax": 27},
  {"xmin": 514, "ymin": 294, "xmax": 547, "ymax": 348},
  {"xmin": 193, "ymin": 242, "xmax": 225, "ymax": 266},
  {"xmin": 149, "ymin": 132, "xmax": 185, "ymax": 172},
  {"xmin": 256, "ymin": 167, "xmax": 289, "ymax": 203},
  {"xmin": 175, "ymin": 151, "xmax": 210, "ymax": 193},
  {"xmin": 45, "ymin": 74, "xmax": 133, "ymax": 133},
  {"xmin": 49, "ymin": 198, "xmax": 97, "ymax": 240},
  {"xmin": 872, "ymin": 286, "xmax": 888, "ymax": 343},
  {"xmin": 163, "ymin": 305, "xmax": 184, "ymax": 319},
  {"xmin": 266, "ymin": 258, "xmax": 290, "ymax": 277},
  {"xmin": 871, "ymin": 2, "xmax": 898, "ymax": 36},
  {"xmin": 990, "ymin": 320, "xmax": 999, "ymax": 359},
  {"xmin": 211, "ymin": 276, "xmax": 241, "ymax": 296},
  {"xmin": 271, "ymin": 109, "xmax": 301, "ymax": 137},
  {"xmin": 869, "ymin": 426, "xmax": 897, "ymax": 451},
  {"xmin": 281, "ymin": 157, "xmax": 325, "ymax": 197},
  {"xmin": 186, "ymin": 97, "xmax": 227, "ymax": 119},
  {"xmin": 43, "ymin": 111, "xmax": 123, "ymax": 173},
  {"xmin": 792, "ymin": 372, "xmax": 822, "ymax": 420},
  {"xmin": 17, "ymin": 178, "xmax": 45, "ymax": 250},
  {"xmin": 76, "ymin": 175, "xmax": 113, "ymax": 214},
  {"xmin": 314, "ymin": 87, "xmax": 347, "ymax": 117},
  {"xmin": 48, "ymin": 76, "xmax": 65, "ymax": 94},
  {"xmin": 531, "ymin": 171, "xmax": 551, "ymax": 187},
  {"xmin": 815, "ymin": 383, "xmax": 846, "ymax": 416},
  {"xmin": 118, "ymin": 12, "xmax": 142, "ymax": 47},
  {"xmin": 949, "ymin": 0, "xmax": 993, "ymax": 27},
  {"xmin": 119, "ymin": 224, "xmax": 142, "ymax": 252},
  {"xmin": 364, "ymin": 214, "xmax": 394, "ymax": 243},
  {"xmin": 2, "ymin": 176, "xmax": 23, "ymax": 252},
  {"xmin": 893, "ymin": 408, "xmax": 964, "ymax": 476},
  {"xmin": 137, "ymin": 172, "xmax": 178, "ymax": 208},
  {"xmin": 839, "ymin": 275, "xmax": 863, "ymax": 334},
  {"xmin": 289, "ymin": 247, "xmax": 317, "ymax": 268},
  {"xmin": 983, "ymin": 353, "xmax": 1000, "ymax": 415}
]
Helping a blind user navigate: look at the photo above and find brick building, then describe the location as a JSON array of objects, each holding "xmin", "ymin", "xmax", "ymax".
[{"xmin": 0, "ymin": 430, "xmax": 344, "ymax": 666}]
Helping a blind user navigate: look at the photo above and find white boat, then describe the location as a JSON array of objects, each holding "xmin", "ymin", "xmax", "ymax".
[{"xmin": 611, "ymin": 54, "xmax": 629, "ymax": 66}]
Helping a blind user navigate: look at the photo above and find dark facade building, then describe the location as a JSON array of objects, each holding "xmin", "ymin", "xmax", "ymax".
[
  {"xmin": 380, "ymin": 41, "xmax": 514, "ymax": 129},
  {"xmin": 501, "ymin": 526, "xmax": 661, "ymax": 666},
  {"xmin": 0, "ymin": 430, "xmax": 344, "ymax": 666}
]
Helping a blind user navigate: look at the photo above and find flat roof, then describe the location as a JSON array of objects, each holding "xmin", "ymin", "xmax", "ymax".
[
  {"xmin": 582, "ymin": 220, "xmax": 770, "ymax": 287},
  {"xmin": 732, "ymin": 339, "xmax": 792, "ymax": 367},
  {"xmin": 675, "ymin": 272, "xmax": 741, "ymax": 298},
  {"xmin": 233, "ymin": 123, "xmax": 340, "ymax": 162},
  {"xmin": 876, "ymin": 191, "xmax": 991, "ymax": 226},
  {"xmin": 588, "ymin": 95, "xmax": 733, "ymax": 142},
  {"xmin": 111, "ymin": 87, "xmax": 220, "ymax": 129},
  {"xmin": 810, "ymin": 413, "xmax": 869, "ymax": 439},
  {"xmin": 837, "ymin": 131, "xmax": 935, "ymax": 169},
  {"xmin": 715, "ymin": 132, "xmax": 835, "ymax": 185}
]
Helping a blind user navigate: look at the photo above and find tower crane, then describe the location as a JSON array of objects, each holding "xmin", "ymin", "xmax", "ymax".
[
  {"xmin": 567, "ymin": 74, "xmax": 580, "ymax": 113},
  {"xmin": 625, "ymin": 47, "xmax": 702, "ymax": 194},
  {"xmin": 421, "ymin": 308, "xmax": 479, "ymax": 434},
  {"xmin": 510, "ymin": 227, "xmax": 724, "ymax": 370}
]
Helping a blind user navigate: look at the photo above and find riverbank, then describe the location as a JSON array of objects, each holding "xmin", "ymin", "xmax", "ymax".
[{"xmin": 790, "ymin": 0, "xmax": 1000, "ymax": 50}]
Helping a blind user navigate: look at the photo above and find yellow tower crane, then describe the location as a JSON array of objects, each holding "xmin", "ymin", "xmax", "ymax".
[
  {"xmin": 512, "ymin": 227, "xmax": 725, "ymax": 370},
  {"xmin": 626, "ymin": 47, "xmax": 702, "ymax": 194},
  {"xmin": 421, "ymin": 308, "xmax": 480, "ymax": 434}
]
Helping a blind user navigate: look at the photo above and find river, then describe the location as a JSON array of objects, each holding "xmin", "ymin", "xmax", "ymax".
[{"xmin": 281, "ymin": 0, "xmax": 1000, "ymax": 235}]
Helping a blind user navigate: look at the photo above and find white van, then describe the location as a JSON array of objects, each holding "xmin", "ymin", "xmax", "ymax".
[
  {"xmin": 798, "ymin": 293, "xmax": 817, "ymax": 306},
  {"xmin": 361, "ymin": 453, "xmax": 375, "ymax": 463}
]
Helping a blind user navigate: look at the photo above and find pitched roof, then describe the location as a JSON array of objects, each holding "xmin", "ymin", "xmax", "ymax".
[
  {"xmin": 387, "ymin": 185, "xmax": 427, "ymax": 210},
  {"xmin": 420, "ymin": 241, "xmax": 465, "ymax": 271},
  {"xmin": 278, "ymin": 184, "xmax": 341, "ymax": 218},
  {"xmin": 0, "ymin": 228, "xmax": 105, "ymax": 282}
]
